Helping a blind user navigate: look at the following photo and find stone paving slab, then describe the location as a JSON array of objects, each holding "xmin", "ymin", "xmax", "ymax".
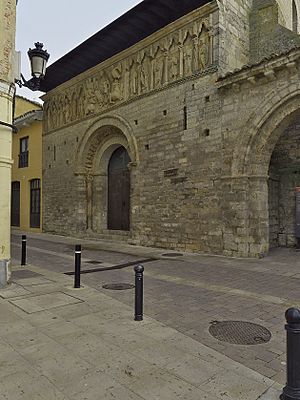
[
  {"xmin": 9, "ymin": 292, "xmax": 83, "ymax": 313},
  {"xmin": 0, "ymin": 263, "xmax": 280, "ymax": 400}
]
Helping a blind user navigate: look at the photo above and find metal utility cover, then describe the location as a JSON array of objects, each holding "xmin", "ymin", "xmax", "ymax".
[
  {"xmin": 209, "ymin": 321, "xmax": 272, "ymax": 345},
  {"xmin": 9, "ymin": 292, "xmax": 83, "ymax": 314},
  {"xmin": 102, "ymin": 283, "xmax": 135, "ymax": 291}
]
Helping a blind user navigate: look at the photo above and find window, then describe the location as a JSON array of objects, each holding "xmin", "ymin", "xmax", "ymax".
[
  {"xmin": 19, "ymin": 137, "xmax": 29, "ymax": 168},
  {"xmin": 293, "ymin": 0, "xmax": 298, "ymax": 33},
  {"xmin": 30, "ymin": 179, "xmax": 41, "ymax": 228}
]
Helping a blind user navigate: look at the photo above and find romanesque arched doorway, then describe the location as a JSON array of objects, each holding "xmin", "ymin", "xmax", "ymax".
[
  {"xmin": 107, "ymin": 146, "xmax": 131, "ymax": 231},
  {"xmin": 75, "ymin": 115, "xmax": 138, "ymax": 236},
  {"xmin": 230, "ymin": 92, "xmax": 300, "ymax": 256}
]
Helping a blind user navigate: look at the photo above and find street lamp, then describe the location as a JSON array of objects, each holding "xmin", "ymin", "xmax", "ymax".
[
  {"xmin": 16, "ymin": 42, "xmax": 50, "ymax": 91},
  {"xmin": 0, "ymin": 42, "xmax": 50, "ymax": 132}
]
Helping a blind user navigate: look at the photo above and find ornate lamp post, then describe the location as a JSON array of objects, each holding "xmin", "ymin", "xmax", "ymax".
[{"xmin": 16, "ymin": 42, "xmax": 50, "ymax": 91}]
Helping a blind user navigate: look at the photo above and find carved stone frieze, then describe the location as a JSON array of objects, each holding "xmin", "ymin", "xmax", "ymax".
[{"xmin": 45, "ymin": 17, "xmax": 214, "ymax": 133}]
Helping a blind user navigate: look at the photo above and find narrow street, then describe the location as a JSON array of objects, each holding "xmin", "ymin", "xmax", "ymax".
[{"xmin": 11, "ymin": 231, "xmax": 300, "ymax": 385}]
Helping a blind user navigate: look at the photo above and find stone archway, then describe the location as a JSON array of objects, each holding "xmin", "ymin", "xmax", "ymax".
[
  {"xmin": 228, "ymin": 91, "xmax": 300, "ymax": 257},
  {"xmin": 74, "ymin": 114, "xmax": 138, "ymax": 234}
]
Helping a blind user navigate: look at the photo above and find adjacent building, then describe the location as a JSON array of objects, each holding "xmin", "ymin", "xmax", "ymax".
[
  {"xmin": 0, "ymin": 0, "xmax": 17, "ymax": 282},
  {"xmin": 11, "ymin": 96, "xmax": 43, "ymax": 232},
  {"xmin": 41, "ymin": 0, "xmax": 300, "ymax": 258}
]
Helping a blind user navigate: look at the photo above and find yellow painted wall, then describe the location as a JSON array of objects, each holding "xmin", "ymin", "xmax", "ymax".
[
  {"xmin": 12, "ymin": 97, "xmax": 43, "ymax": 232},
  {"xmin": 15, "ymin": 96, "xmax": 41, "ymax": 118}
]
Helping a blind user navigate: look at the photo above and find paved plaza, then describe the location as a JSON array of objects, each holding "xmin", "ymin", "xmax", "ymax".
[{"xmin": 4, "ymin": 231, "xmax": 300, "ymax": 399}]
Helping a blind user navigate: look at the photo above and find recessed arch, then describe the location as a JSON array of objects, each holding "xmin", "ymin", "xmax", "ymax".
[
  {"xmin": 75, "ymin": 113, "xmax": 138, "ymax": 175},
  {"xmin": 232, "ymin": 89, "xmax": 300, "ymax": 177}
]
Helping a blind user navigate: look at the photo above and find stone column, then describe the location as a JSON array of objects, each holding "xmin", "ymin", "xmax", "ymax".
[
  {"xmin": 0, "ymin": 0, "xmax": 16, "ymax": 285},
  {"xmin": 86, "ymin": 174, "xmax": 94, "ymax": 233}
]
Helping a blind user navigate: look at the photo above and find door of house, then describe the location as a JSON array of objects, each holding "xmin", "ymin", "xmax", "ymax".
[
  {"xmin": 30, "ymin": 179, "xmax": 41, "ymax": 228},
  {"xmin": 11, "ymin": 181, "xmax": 20, "ymax": 227},
  {"xmin": 108, "ymin": 147, "xmax": 130, "ymax": 231}
]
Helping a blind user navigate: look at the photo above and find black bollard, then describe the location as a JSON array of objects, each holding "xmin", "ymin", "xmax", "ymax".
[
  {"xmin": 74, "ymin": 244, "xmax": 81, "ymax": 289},
  {"xmin": 21, "ymin": 235, "xmax": 27, "ymax": 266},
  {"xmin": 134, "ymin": 265, "xmax": 144, "ymax": 321},
  {"xmin": 280, "ymin": 308, "xmax": 300, "ymax": 400}
]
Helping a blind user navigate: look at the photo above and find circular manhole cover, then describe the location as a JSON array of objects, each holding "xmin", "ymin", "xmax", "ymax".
[
  {"xmin": 161, "ymin": 253, "xmax": 183, "ymax": 257},
  {"xmin": 102, "ymin": 283, "xmax": 135, "ymax": 291},
  {"xmin": 209, "ymin": 321, "xmax": 271, "ymax": 345}
]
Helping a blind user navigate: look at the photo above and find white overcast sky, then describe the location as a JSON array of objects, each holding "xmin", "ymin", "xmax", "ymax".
[{"xmin": 16, "ymin": 0, "xmax": 142, "ymax": 102}]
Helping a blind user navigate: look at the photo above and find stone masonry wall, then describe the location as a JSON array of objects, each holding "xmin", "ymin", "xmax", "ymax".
[
  {"xmin": 218, "ymin": 0, "xmax": 253, "ymax": 72},
  {"xmin": 43, "ymin": 72, "xmax": 223, "ymax": 253},
  {"xmin": 43, "ymin": 1, "xmax": 300, "ymax": 257}
]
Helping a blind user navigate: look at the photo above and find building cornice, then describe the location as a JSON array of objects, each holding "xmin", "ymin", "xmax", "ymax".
[
  {"xmin": 217, "ymin": 47, "xmax": 300, "ymax": 92},
  {"xmin": 14, "ymin": 109, "xmax": 43, "ymax": 127}
]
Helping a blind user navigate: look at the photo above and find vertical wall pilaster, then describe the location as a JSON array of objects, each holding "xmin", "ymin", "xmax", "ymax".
[{"xmin": 0, "ymin": 0, "xmax": 16, "ymax": 282}]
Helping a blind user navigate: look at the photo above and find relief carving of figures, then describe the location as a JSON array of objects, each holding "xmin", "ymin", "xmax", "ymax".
[
  {"xmin": 140, "ymin": 56, "xmax": 150, "ymax": 93},
  {"xmin": 77, "ymin": 85, "xmax": 85, "ymax": 119},
  {"xmin": 85, "ymin": 77, "xmax": 98, "ymax": 115},
  {"xmin": 198, "ymin": 27, "xmax": 210, "ymax": 70},
  {"xmin": 153, "ymin": 47, "xmax": 164, "ymax": 88},
  {"xmin": 168, "ymin": 38, "xmax": 180, "ymax": 82},
  {"xmin": 50, "ymin": 100, "xmax": 58, "ymax": 129},
  {"xmin": 63, "ymin": 94, "xmax": 71, "ymax": 124},
  {"xmin": 182, "ymin": 31, "xmax": 194, "ymax": 76},
  {"xmin": 110, "ymin": 64, "xmax": 123, "ymax": 103},
  {"xmin": 184, "ymin": 45, "xmax": 193, "ymax": 76},
  {"xmin": 169, "ymin": 55, "xmax": 179, "ymax": 81},
  {"xmin": 45, "ymin": 16, "xmax": 213, "ymax": 132},
  {"xmin": 129, "ymin": 60, "xmax": 138, "ymax": 96}
]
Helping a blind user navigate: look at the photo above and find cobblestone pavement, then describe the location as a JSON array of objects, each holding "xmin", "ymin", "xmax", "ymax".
[{"xmin": 11, "ymin": 231, "xmax": 300, "ymax": 386}]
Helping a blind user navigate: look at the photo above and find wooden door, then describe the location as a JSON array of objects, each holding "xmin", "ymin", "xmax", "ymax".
[
  {"xmin": 11, "ymin": 181, "xmax": 20, "ymax": 227},
  {"xmin": 108, "ymin": 147, "xmax": 130, "ymax": 231}
]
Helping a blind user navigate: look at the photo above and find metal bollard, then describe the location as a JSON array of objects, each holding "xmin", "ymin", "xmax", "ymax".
[
  {"xmin": 21, "ymin": 235, "xmax": 27, "ymax": 266},
  {"xmin": 280, "ymin": 308, "xmax": 300, "ymax": 400},
  {"xmin": 134, "ymin": 265, "xmax": 144, "ymax": 321},
  {"xmin": 74, "ymin": 244, "xmax": 81, "ymax": 289}
]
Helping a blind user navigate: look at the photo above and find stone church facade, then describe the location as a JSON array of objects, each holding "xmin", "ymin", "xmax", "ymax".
[{"xmin": 41, "ymin": 0, "xmax": 300, "ymax": 257}]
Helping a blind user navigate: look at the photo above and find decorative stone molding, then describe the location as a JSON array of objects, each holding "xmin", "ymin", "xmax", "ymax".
[
  {"xmin": 44, "ymin": 9, "xmax": 217, "ymax": 133},
  {"xmin": 75, "ymin": 114, "xmax": 138, "ymax": 174},
  {"xmin": 232, "ymin": 89, "xmax": 300, "ymax": 177},
  {"xmin": 217, "ymin": 47, "xmax": 300, "ymax": 92}
]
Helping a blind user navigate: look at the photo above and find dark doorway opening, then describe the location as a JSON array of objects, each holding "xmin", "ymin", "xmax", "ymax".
[
  {"xmin": 30, "ymin": 179, "xmax": 41, "ymax": 228},
  {"xmin": 108, "ymin": 146, "xmax": 131, "ymax": 231},
  {"xmin": 268, "ymin": 120, "xmax": 300, "ymax": 248},
  {"xmin": 11, "ymin": 181, "xmax": 20, "ymax": 227}
]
